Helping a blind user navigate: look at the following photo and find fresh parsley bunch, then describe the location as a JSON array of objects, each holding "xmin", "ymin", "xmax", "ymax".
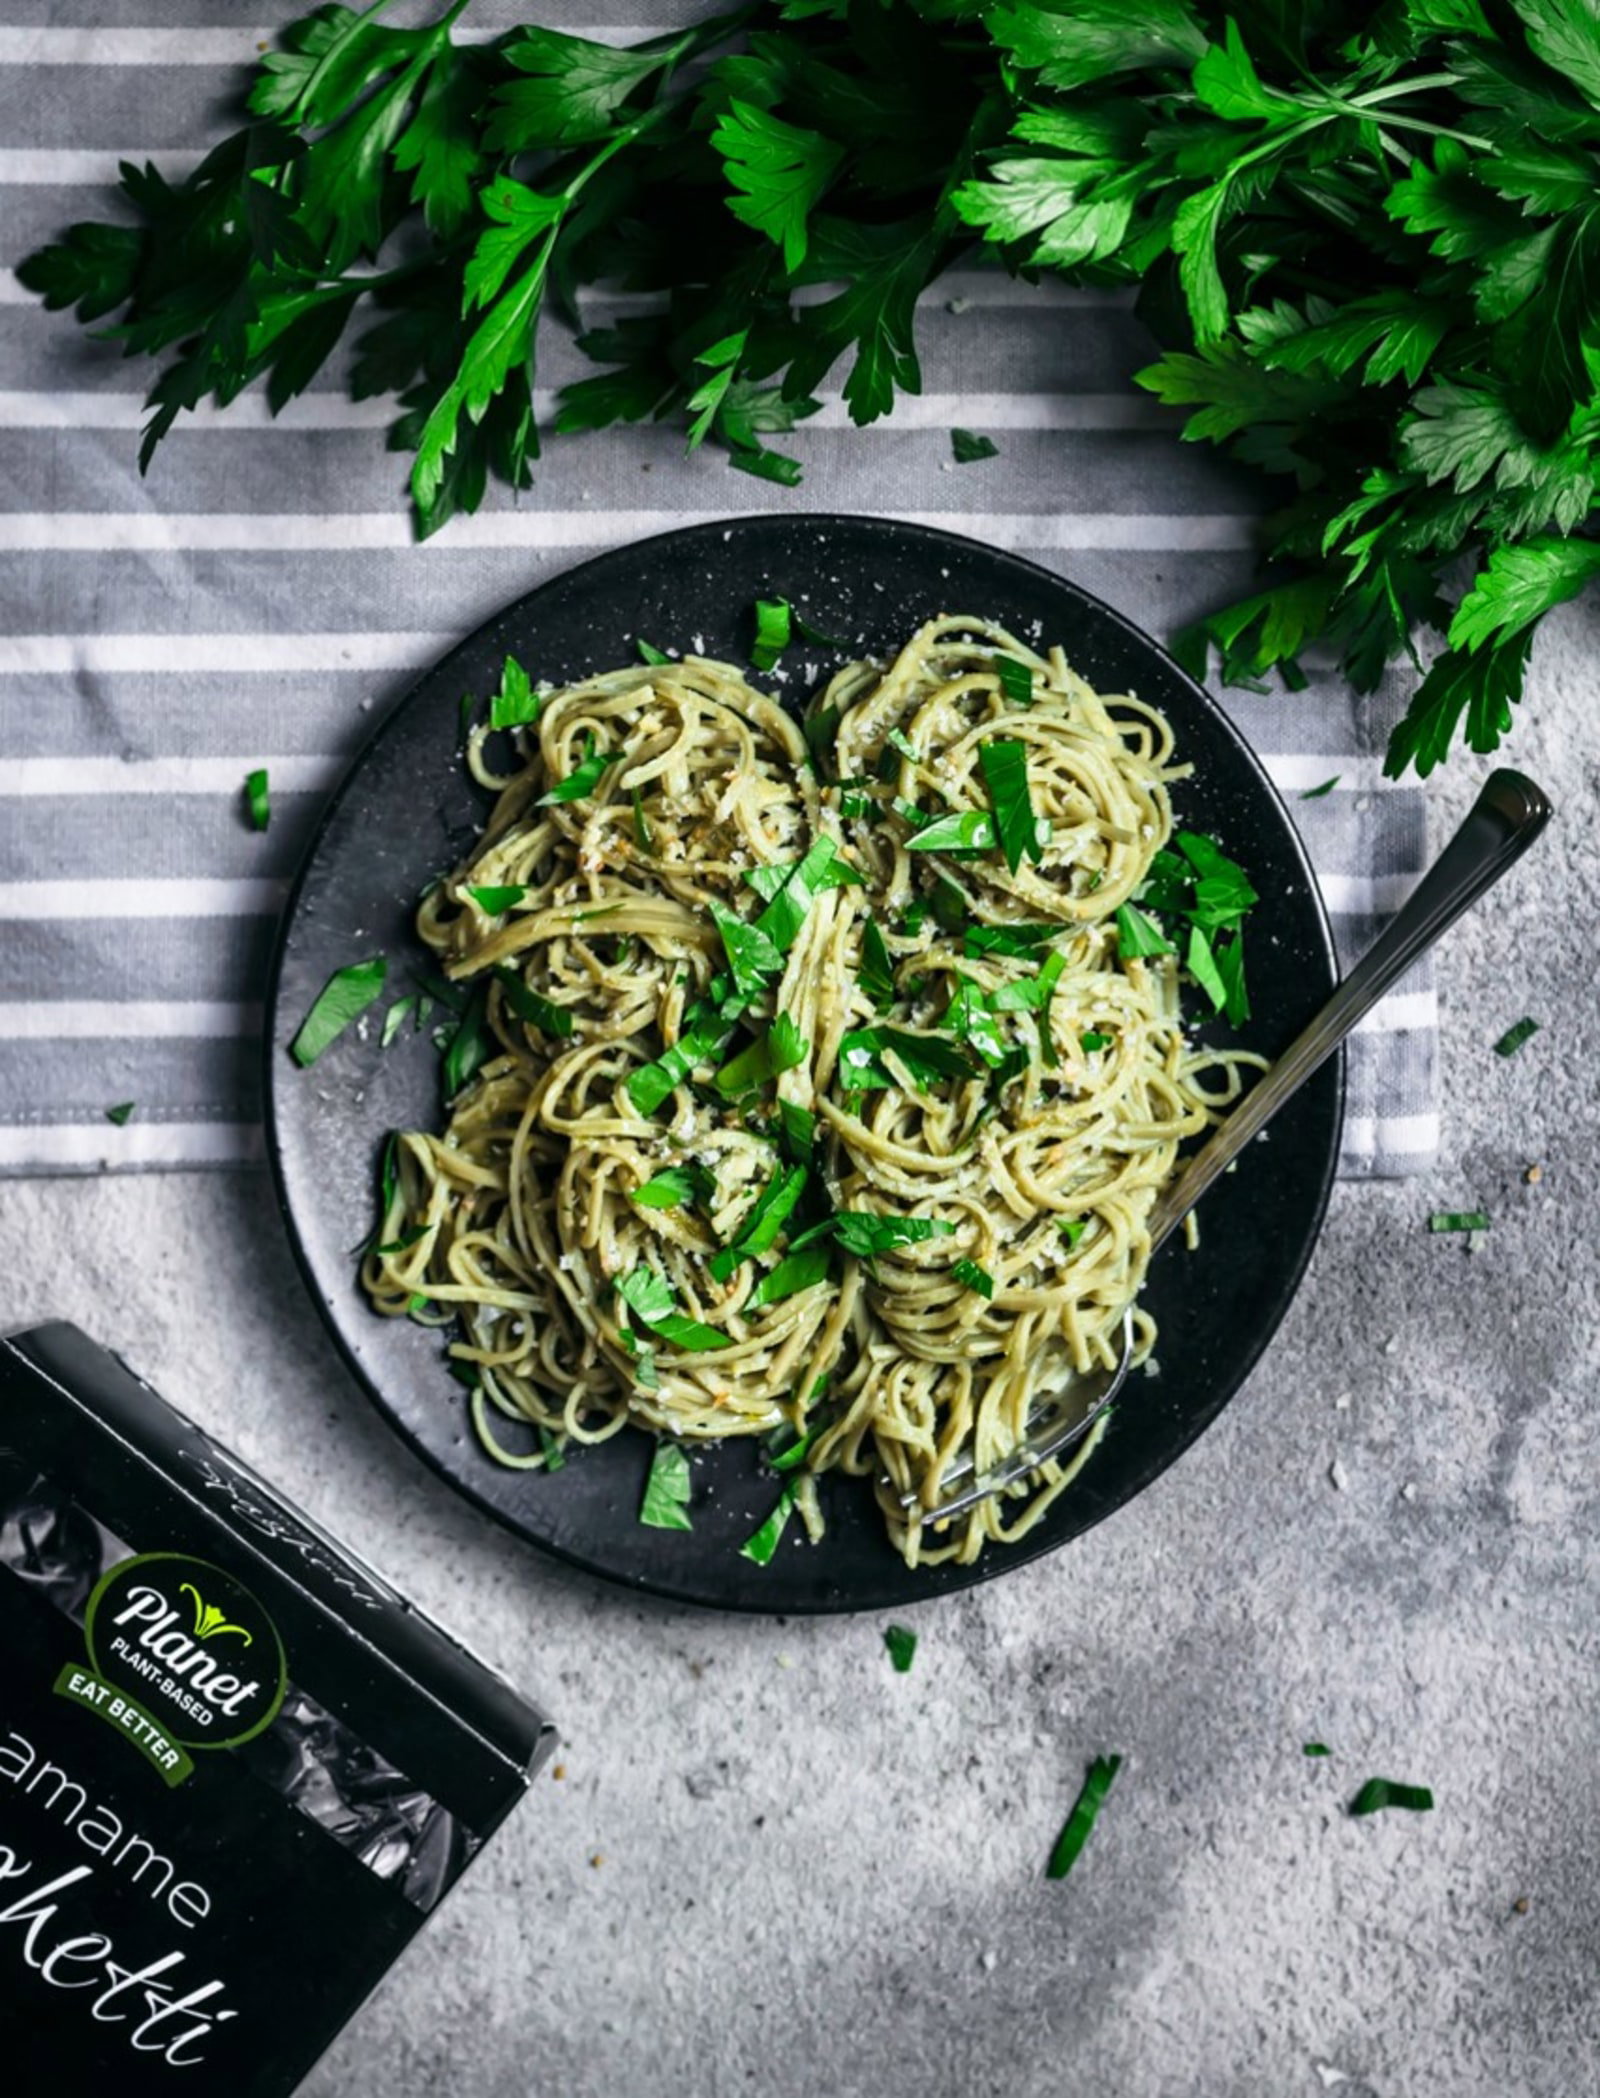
[{"xmin": 20, "ymin": 0, "xmax": 1600, "ymax": 774}]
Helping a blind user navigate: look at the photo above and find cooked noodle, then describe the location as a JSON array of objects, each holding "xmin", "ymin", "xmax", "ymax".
[{"xmin": 362, "ymin": 617, "xmax": 1264, "ymax": 1567}]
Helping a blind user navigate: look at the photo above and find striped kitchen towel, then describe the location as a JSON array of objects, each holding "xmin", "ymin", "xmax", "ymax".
[{"xmin": 0, "ymin": 2, "xmax": 1434, "ymax": 1178}]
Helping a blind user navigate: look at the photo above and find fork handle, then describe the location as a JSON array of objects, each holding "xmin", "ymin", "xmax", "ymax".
[{"xmin": 1146, "ymin": 767, "xmax": 1552, "ymax": 1251}]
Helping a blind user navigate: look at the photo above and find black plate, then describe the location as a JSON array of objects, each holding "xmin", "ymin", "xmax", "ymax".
[{"xmin": 264, "ymin": 515, "xmax": 1342, "ymax": 1614}]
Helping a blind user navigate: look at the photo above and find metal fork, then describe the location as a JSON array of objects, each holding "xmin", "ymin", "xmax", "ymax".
[{"xmin": 902, "ymin": 767, "xmax": 1553, "ymax": 1527}]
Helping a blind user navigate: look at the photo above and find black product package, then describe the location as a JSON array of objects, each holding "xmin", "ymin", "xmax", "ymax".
[{"xmin": 0, "ymin": 1322, "xmax": 554, "ymax": 2095}]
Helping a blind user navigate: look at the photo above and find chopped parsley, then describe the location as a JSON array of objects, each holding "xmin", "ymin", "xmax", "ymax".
[
  {"xmin": 740, "ymin": 1485, "xmax": 795, "ymax": 1563},
  {"xmin": 821, "ymin": 1212, "xmax": 956, "ymax": 1259},
  {"xmin": 291, "ymin": 955, "xmax": 387, "ymax": 1067},
  {"xmin": 1349, "ymin": 1777, "xmax": 1433, "ymax": 1817},
  {"xmin": 632, "ymin": 1164, "xmax": 714, "ymax": 1210},
  {"xmin": 951, "ymin": 427, "xmax": 998, "ymax": 464},
  {"xmin": 714, "ymin": 1012, "xmax": 808, "ymax": 1098},
  {"xmin": 777, "ymin": 1097, "xmax": 816, "ymax": 1155},
  {"xmin": 633, "ymin": 786, "xmax": 653, "ymax": 853},
  {"xmin": 803, "ymin": 702, "xmax": 841, "ymax": 782},
  {"xmin": 979, "ymin": 738, "xmax": 1043, "ymax": 875},
  {"xmin": 244, "ymin": 766, "xmax": 270, "ymax": 832},
  {"xmin": 1303, "ymin": 1743, "xmax": 1332, "ymax": 1758},
  {"xmin": 995, "ymin": 656, "xmax": 1034, "ymax": 707},
  {"xmin": 380, "ymin": 995, "xmax": 417, "ymax": 1048},
  {"xmin": 884, "ymin": 1623, "xmax": 918, "ymax": 1670},
  {"xmin": 441, "ymin": 983, "xmax": 494, "ymax": 1099},
  {"xmin": 712, "ymin": 900, "xmax": 786, "ymax": 1000},
  {"xmin": 1429, "ymin": 1210, "xmax": 1489, "ymax": 1233},
  {"xmin": 1113, "ymin": 903, "xmax": 1173, "ymax": 959},
  {"xmin": 628, "ymin": 997, "xmax": 737, "ymax": 1114},
  {"xmin": 1301, "ymin": 776, "xmax": 1341, "ymax": 799},
  {"xmin": 494, "ymin": 964, "xmax": 574, "ymax": 1038},
  {"xmin": 1185, "ymin": 923, "xmax": 1229, "ymax": 1013},
  {"xmin": 964, "ymin": 923, "xmax": 1055, "ymax": 958},
  {"xmin": 539, "ymin": 731, "xmax": 611, "ymax": 805},
  {"xmin": 1494, "ymin": 1016, "xmax": 1540, "ymax": 1057},
  {"xmin": 860, "ymin": 919, "xmax": 896, "ymax": 1006},
  {"xmin": 637, "ymin": 638, "xmax": 672, "ymax": 665},
  {"xmin": 838, "ymin": 1025, "xmax": 977, "ymax": 1091},
  {"xmin": 769, "ymin": 1424, "xmax": 815, "ymax": 1472},
  {"xmin": 104, "ymin": 1101, "xmax": 135, "ymax": 1126},
  {"xmin": 467, "ymin": 883, "xmax": 525, "ymax": 913},
  {"xmin": 752, "ymin": 836, "xmax": 864, "ymax": 950},
  {"xmin": 489, "ymin": 655, "xmax": 540, "ymax": 729},
  {"xmin": 989, "ymin": 950, "xmax": 1065, "ymax": 1013},
  {"xmin": 617, "ymin": 1265, "xmax": 730, "ymax": 1351},
  {"xmin": 639, "ymin": 1441, "xmax": 693, "ymax": 1531},
  {"xmin": 708, "ymin": 1164, "xmax": 808, "ymax": 1281},
  {"xmin": 904, "ymin": 808, "xmax": 996, "ymax": 854},
  {"xmin": 951, "ymin": 1258, "xmax": 994, "ymax": 1299},
  {"xmin": 1080, "ymin": 1030, "xmax": 1111, "ymax": 1054},
  {"xmin": 748, "ymin": 1243, "xmax": 831, "ymax": 1307},
  {"xmin": 751, "ymin": 597, "xmax": 791, "ymax": 673},
  {"xmin": 1059, "ymin": 1218, "xmax": 1087, "ymax": 1249},
  {"xmin": 1046, "ymin": 1755, "xmax": 1122, "ymax": 1880}
]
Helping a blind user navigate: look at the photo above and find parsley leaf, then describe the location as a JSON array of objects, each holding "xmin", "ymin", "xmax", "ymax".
[
  {"xmin": 105, "ymin": 1101, "xmax": 136, "ymax": 1127},
  {"xmin": 884, "ymin": 1624, "xmax": 918, "ymax": 1671},
  {"xmin": 489, "ymin": 655, "xmax": 540, "ymax": 729},
  {"xmin": 617, "ymin": 1265, "xmax": 731, "ymax": 1352},
  {"xmin": 639, "ymin": 1440, "xmax": 693, "ymax": 1530},
  {"xmin": 1494, "ymin": 1015, "xmax": 1540, "ymax": 1057},
  {"xmin": 291, "ymin": 955, "xmax": 387, "ymax": 1067},
  {"xmin": 979, "ymin": 739, "xmax": 1043, "ymax": 875},
  {"xmin": 493, "ymin": 964, "xmax": 573, "ymax": 1038},
  {"xmin": 710, "ymin": 101, "xmax": 843, "ymax": 272},
  {"xmin": 747, "ymin": 1243, "xmax": 831, "ymax": 1307},
  {"xmin": 740, "ymin": 1485, "xmax": 796, "ymax": 1564},
  {"xmin": 244, "ymin": 767, "xmax": 270, "ymax": 832},
  {"xmin": 632, "ymin": 1164, "xmax": 714, "ymax": 1210},
  {"xmin": 1349, "ymin": 1777, "xmax": 1433, "ymax": 1817},
  {"xmin": 751, "ymin": 597, "xmax": 792, "ymax": 673},
  {"xmin": 539, "ymin": 731, "xmax": 612, "ymax": 805},
  {"xmin": 951, "ymin": 427, "xmax": 999, "ymax": 463},
  {"xmin": 714, "ymin": 1013, "xmax": 809, "ymax": 1098},
  {"xmin": 951, "ymin": 1257, "xmax": 994, "ymax": 1299},
  {"xmin": 1046, "ymin": 1754, "xmax": 1123, "ymax": 1880},
  {"xmin": 1113, "ymin": 904, "xmax": 1174, "ymax": 959}
]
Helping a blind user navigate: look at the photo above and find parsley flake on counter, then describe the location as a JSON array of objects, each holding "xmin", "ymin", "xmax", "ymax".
[
  {"xmin": 884, "ymin": 1624, "xmax": 918, "ymax": 1671},
  {"xmin": 1349, "ymin": 1777, "xmax": 1433, "ymax": 1817},
  {"xmin": 244, "ymin": 766, "xmax": 270, "ymax": 832},
  {"xmin": 489, "ymin": 656, "xmax": 540, "ymax": 730},
  {"xmin": 951, "ymin": 427, "xmax": 999, "ymax": 464},
  {"xmin": 1046, "ymin": 1755, "xmax": 1122, "ymax": 1881},
  {"xmin": 1494, "ymin": 1016, "xmax": 1540, "ymax": 1057},
  {"xmin": 291, "ymin": 955, "xmax": 387, "ymax": 1067},
  {"xmin": 639, "ymin": 1441, "xmax": 693, "ymax": 1531},
  {"xmin": 1301, "ymin": 776, "xmax": 1341, "ymax": 799},
  {"xmin": 1429, "ymin": 1210, "xmax": 1489, "ymax": 1234},
  {"xmin": 104, "ymin": 1102, "xmax": 135, "ymax": 1126},
  {"xmin": 539, "ymin": 731, "xmax": 611, "ymax": 805},
  {"xmin": 739, "ymin": 1485, "xmax": 795, "ymax": 1564},
  {"xmin": 1303, "ymin": 1743, "xmax": 1332, "ymax": 1758}
]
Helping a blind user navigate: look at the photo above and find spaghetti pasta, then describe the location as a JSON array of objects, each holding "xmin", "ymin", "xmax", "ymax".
[{"xmin": 362, "ymin": 617, "xmax": 1264, "ymax": 1567}]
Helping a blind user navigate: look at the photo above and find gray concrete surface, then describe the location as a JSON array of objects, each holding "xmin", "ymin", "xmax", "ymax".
[{"xmin": 3, "ymin": 599, "xmax": 1596, "ymax": 2098}]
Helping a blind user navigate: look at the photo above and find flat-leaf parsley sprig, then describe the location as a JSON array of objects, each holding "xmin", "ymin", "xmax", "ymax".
[{"xmin": 23, "ymin": 0, "xmax": 1600, "ymax": 772}]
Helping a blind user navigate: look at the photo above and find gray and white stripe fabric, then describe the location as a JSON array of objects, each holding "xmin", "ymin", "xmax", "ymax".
[{"xmin": 0, "ymin": 3, "xmax": 1435, "ymax": 1177}]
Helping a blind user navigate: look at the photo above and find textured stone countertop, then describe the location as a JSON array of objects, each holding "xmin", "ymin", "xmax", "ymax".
[{"xmin": 3, "ymin": 603, "xmax": 1595, "ymax": 2098}]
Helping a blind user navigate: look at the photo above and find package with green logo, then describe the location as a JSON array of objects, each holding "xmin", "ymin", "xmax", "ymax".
[{"xmin": 0, "ymin": 1321, "xmax": 554, "ymax": 2093}]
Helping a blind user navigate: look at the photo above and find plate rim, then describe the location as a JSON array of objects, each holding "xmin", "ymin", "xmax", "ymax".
[{"xmin": 262, "ymin": 511, "xmax": 1345, "ymax": 1613}]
